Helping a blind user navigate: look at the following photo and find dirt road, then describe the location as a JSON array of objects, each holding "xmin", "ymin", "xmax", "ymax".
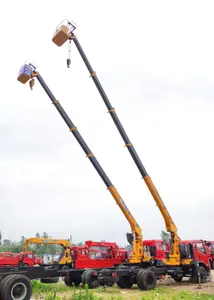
[{"xmin": 158, "ymin": 270, "xmax": 214, "ymax": 294}]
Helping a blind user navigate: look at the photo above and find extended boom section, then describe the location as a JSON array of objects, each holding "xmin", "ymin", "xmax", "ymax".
[
  {"xmin": 52, "ymin": 21, "xmax": 180, "ymax": 265},
  {"xmin": 17, "ymin": 63, "xmax": 145, "ymax": 264}
]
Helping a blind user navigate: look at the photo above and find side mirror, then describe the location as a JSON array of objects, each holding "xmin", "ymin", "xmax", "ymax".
[{"xmin": 126, "ymin": 233, "xmax": 133, "ymax": 245}]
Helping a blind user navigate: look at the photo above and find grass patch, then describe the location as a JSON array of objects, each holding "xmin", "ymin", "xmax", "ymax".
[
  {"xmin": 32, "ymin": 281, "xmax": 214, "ymax": 300},
  {"xmin": 32, "ymin": 280, "xmax": 69, "ymax": 297}
]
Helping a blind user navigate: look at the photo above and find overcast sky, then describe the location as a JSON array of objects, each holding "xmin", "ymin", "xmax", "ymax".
[{"xmin": 1, "ymin": 0, "xmax": 214, "ymax": 246}]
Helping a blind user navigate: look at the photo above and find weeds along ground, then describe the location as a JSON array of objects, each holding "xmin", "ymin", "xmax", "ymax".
[{"xmin": 32, "ymin": 280, "xmax": 214, "ymax": 300}]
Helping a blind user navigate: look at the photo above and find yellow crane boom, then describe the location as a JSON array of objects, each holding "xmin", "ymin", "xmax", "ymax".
[
  {"xmin": 52, "ymin": 20, "xmax": 180, "ymax": 265},
  {"xmin": 23, "ymin": 237, "xmax": 72, "ymax": 265}
]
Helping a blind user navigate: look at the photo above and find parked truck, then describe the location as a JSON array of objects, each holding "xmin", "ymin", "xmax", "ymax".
[
  {"xmin": 0, "ymin": 251, "xmax": 42, "ymax": 267},
  {"xmin": 204, "ymin": 240, "xmax": 214, "ymax": 269},
  {"xmin": 51, "ymin": 20, "xmax": 211, "ymax": 285},
  {"xmin": 0, "ymin": 22, "xmax": 210, "ymax": 299},
  {"xmin": 16, "ymin": 61, "xmax": 210, "ymax": 292}
]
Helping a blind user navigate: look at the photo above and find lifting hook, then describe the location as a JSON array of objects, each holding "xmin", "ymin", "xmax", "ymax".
[{"xmin": 29, "ymin": 78, "xmax": 35, "ymax": 90}]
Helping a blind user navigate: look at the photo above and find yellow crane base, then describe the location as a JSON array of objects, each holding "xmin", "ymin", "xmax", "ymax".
[{"xmin": 52, "ymin": 25, "xmax": 70, "ymax": 47}]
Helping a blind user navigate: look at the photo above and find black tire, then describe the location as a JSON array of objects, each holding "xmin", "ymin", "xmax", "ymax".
[
  {"xmin": 41, "ymin": 277, "xmax": 59, "ymax": 284},
  {"xmin": 142, "ymin": 270, "xmax": 156, "ymax": 290},
  {"xmin": 116, "ymin": 276, "xmax": 133, "ymax": 289},
  {"xmin": 0, "ymin": 276, "xmax": 9, "ymax": 300},
  {"xmin": 81, "ymin": 270, "xmax": 91, "ymax": 286},
  {"xmin": 64, "ymin": 275, "xmax": 73, "ymax": 287},
  {"xmin": 136, "ymin": 269, "xmax": 146, "ymax": 290},
  {"xmin": 0, "ymin": 275, "xmax": 18, "ymax": 300},
  {"xmin": 172, "ymin": 274, "xmax": 183, "ymax": 282},
  {"xmin": 191, "ymin": 266, "xmax": 207, "ymax": 284},
  {"xmin": 198, "ymin": 266, "xmax": 207, "ymax": 284},
  {"xmin": 73, "ymin": 278, "xmax": 81, "ymax": 287},
  {"xmin": 64, "ymin": 275, "xmax": 81, "ymax": 287},
  {"xmin": 1, "ymin": 274, "xmax": 32, "ymax": 300},
  {"xmin": 84, "ymin": 270, "xmax": 99, "ymax": 289},
  {"xmin": 137, "ymin": 269, "xmax": 156, "ymax": 290}
]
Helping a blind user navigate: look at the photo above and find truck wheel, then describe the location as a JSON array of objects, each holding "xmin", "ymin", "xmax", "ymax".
[
  {"xmin": 73, "ymin": 278, "xmax": 81, "ymax": 287},
  {"xmin": 142, "ymin": 270, "xmax": 156, "ymax": 290},
  {"xmin": 81, "ymin": 270, "xmax": 91, "ymax": 286},
  {"xmin": 198, "ymin": 266, "xmax": 207, "ymax": 283},
  {"xmin": 64, "ymin": 276, "xmax": 81, "ymax": 287},
  {"xmin": 41, "ymin": 278, "xmax": 59, "ymax": 284},
  {"xmin": 84, "ymin": 270, "xmax": 99, "ymax": 289},
  {"xmin": 172, "ymin": 275, "xmax": 183, "ymax": 282},
  {"xmin": 116, "ymin": 276, "xmax": 133, "ymax": 289},
  {"xmin": 64, "ymin": 275, "xmax": 73, "ymax": 286},
  {"xmin": 137, "ymin": 269, "xmax": 156, "ymax": 290},
  {"xmin": 0, "ymin": 275, "xmax": 18, "ymax": 299},
  {"xmin": 1, "ymin": 274, "xmax": 32, "ymax": 300},
  {"xmin": 136, "ymin": 269, "xmax": 145, "ymax": 290},
  {"xmin": 191, "ymin": 266, "xmax": 207, "ymax": 284}
]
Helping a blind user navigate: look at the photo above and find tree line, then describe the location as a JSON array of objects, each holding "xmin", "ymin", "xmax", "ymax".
[
  {"xmin": 0, "ymin": 232, "xmax": 83, "ymax": 255},
  {"xmin": 0, "ymin": 230, "xmax": 170, "ymax": 255}
]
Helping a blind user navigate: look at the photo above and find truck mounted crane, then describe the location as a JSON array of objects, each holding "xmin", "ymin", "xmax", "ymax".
[
  {"xmin": 23, "ymin": 238, "xmax": 72, "ymax": 265},
  {"xmin": 17, "ymin": 61, "xmax": 211, "ymax": 290},
  {"xmin": 17, "ymin": 62, "xmax": 150, "ymax": 267},
  {"xmin": 51, "ymin": 20, "xmax": 180, "ymax": 266},
  {"xmin": 0, "ymin": 46, "xmax": 209, "ymax": 299}
]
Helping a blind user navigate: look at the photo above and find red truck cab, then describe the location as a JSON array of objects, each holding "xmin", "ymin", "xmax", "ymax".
[
  {"xmin": 204, "ymin": 241, "xmax": 214, "ymax": 269},
  {"xmin": 19, "ymin": 252, "xmax": 42, "ymax": 267},
  {"xmin": 179, "ymin": 240, "xmax": 210, "ymax": 270}
]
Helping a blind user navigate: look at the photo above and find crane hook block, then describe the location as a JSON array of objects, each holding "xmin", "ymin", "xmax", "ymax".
[
  {"xmin": 67, "ymin": 58, "xmax": 71, "ymax": 68},
  {"xmin": 29, "ymin": 79, "xmax": 35, "ymax": 90},
  {"xmin": 17, "ymin": 64, "xmax": 34, "ymax": 84},
  {"xmin": 52, "ymin": 25, "xmax": 70, "ymax": 47}
]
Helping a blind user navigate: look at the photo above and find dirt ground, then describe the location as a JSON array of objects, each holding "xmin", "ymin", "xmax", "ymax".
[
  {"xmin": 32, "ymin": 270, "xmax": 214, "ymax": 299},
  {"xmin": 158, "ymin": 269, "xmax": 214, "ymax": 294}
]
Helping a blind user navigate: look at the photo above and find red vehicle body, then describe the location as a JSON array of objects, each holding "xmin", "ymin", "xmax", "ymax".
[
  {"xmin": 0, "ymin": 252, "xmax": 42, "ymax": 267},
  {"xmin": 71, "ymin": 240, "xmax": 129, "ymax": 269},
  {"xmin": 125, "ymin": 240, "xmax": 170, "ymax": 265},
  {"xmin": 204, "ymin": 241, "xmax": 214, "ymax": 269},
  {"xmin": 179, "ymin": 240, "xmax": 210, "ymax": 270},
  {"xmin": 0, "ymin": 252, "xmax": 20, "ymax": 266},
  {"xmin": 71, "ymin": 240, "xmax": 170, "ymax": 269},
  {"xmin": 19, "ymin": 252, "xmax": 42, "ymax": 266},
  {"xmin": 143, "ymin": 240, "xmax": 170, "ymax": 261}
]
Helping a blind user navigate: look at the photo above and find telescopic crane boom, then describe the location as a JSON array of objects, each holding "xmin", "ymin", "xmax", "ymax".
[
  {"xmin": 23, "ymin": 238, "xmax": 72, "ymax": 265},
  {"xmin": 52, "ymin": 20, "xmax": 180, "ymax": 265},
  {"xmin": 17, "ymin": 63, "xmax": 148, "ymax": 264}
]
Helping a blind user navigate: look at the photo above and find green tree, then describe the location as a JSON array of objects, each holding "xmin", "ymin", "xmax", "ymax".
[
  {"xmin": 0, "ymin": 231, "xmax": 2, "ymax": 246},
  {"xmin": 160, "ymin": 230, "xmax": 170, "ymax": 243},
  {"xmin": 3, "ymin": 239, "xmax": 11, "ymax": 246},
  {"xmin": 42, "ymin": 232, "xmax": 49, "ymax": 238},
  {"xmin": 77, "ymin": 242, "xmax": 83, "ymax": 246},
  {"xmin": 20, "ymin": 236, "xmax": 26, "ymax": 245}
]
